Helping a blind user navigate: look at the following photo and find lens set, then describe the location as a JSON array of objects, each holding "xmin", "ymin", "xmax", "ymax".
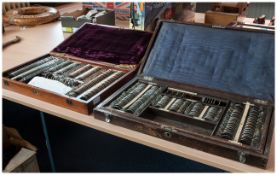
[
  {"xmin": 108, "ymin": 80, "xmax": 270, "ymax": 151},
  {"xmin": 80, "ymin": 71, "xmax": 124, "ymax": 101},
  {"xmin": 152, "ymin": 89, "xmax": 224, "ymax": 122},
  {"xmin": 111, "ymin": 82, "xmax": 165, "ymax": 115},
  {"xmin": 251, "ymin": 110, "xmax": 266, "ymax": 147},
  {"xmin": 10, "ymin": 56, "xmax": 60, "ymax": 82},
  {"xmin": 220, "ymin": 103, "xmax": 244, "ymax": 140},
  {"xmin": 8, "ymin": 56, "xmax": 125, "ymax": 101},
  {"xmin": 203, "ymin": 106, "xmax": 222, "ymax": 122},
  {"xmin": 188, "ymin": 102, "xmax": 204, "ymax": 117},
  {"xmin": 240, "ymin": 106, "xmax": 266, "ymax": 146},
  {"xmin": 126, "ymin": 86, "xmax": 165, "ymax": 115},
  {"xmin": 112, "ymin": 82, "xmax": 147, "ymax": 110},
  {"xmin": 67, "ymin": 70, "xmax": 114, "ymax": 97},
  {"xmin": 216, "ymin": 103, "xmax": 267, "ymax": 147}
]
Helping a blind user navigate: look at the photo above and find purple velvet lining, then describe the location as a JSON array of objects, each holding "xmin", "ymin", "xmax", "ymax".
[{"xmin": 53, "ymin": 24, "xmax": 152, "ymax": 64}]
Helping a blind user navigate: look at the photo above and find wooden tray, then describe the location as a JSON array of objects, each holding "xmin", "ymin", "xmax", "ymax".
[
  {"xmin": 94, "ymin": 21, "xmax": 274, "ymax": 168},
  {"xmin": 2, "ymin": 23, "xmax": 152, "ymax": 114}
]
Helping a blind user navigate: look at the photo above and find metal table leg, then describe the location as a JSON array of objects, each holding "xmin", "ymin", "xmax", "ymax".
[{"xmin": 39, "ymin": 111, "xmax": 56, "ymax": 172}]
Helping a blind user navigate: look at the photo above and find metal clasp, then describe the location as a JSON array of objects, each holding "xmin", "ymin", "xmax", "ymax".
[
  {"xmin": 238, "ymin": 151, "xmax": 246, "ymax": 164},
  {"xmin": 104, "ymin": 112, "xmax": 112, "ymax": 123}
]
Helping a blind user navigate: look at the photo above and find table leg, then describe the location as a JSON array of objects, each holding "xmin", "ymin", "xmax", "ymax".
[{"xmin": 39, "ymin": 112, "xmax": 56, "ymax": 172}]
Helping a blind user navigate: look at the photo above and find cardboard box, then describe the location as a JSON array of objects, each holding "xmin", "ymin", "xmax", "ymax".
[
  {"xmin": 61, "ymin": 8, "xmax": 115, "ymax": 33},
  {"xmin": 205, "ymin": 10, "xmax": 239, "ymax": 26}
]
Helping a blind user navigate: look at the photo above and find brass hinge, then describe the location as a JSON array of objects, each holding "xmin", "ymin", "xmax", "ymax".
[
  {"xmin": 93, "ymin": 96, "xmax": 101, "ymax": 105},
  {"xmin": 254, "ymin": 99, "xmax": 269, "ymax": 105},
  {"xmin": 143, "ymin": 76, "xmax": 154, "ymax": 82}
]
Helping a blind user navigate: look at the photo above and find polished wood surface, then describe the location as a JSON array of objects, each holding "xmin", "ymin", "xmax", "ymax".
[{"xmin": 2, "ymin": 4, "xmax": 274, "ymax": 172}]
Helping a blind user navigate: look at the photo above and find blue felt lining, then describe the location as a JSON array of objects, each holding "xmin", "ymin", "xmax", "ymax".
[{"xmin": 143, "ymin": 22, "xmax": 274, "ymax": 100}]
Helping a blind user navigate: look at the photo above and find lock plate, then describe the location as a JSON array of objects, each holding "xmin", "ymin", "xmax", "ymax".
[
  {"xmin": 66, "ymin": 98, "xmax": 73, "ymax": 106},
  {"xmin": 32, "ymin": 89, "xmax": 39, "ymax": 95},
  {"xmin": 161, "ymin": 125, "xmax": 174, "ymax": 139}
]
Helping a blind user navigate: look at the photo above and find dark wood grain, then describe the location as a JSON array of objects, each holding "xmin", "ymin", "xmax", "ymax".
[{"xmin": 93, "ymin": 21, "xmax": 274, "ymax": 169}]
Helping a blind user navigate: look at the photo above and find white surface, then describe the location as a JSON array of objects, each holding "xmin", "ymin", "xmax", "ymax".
[{"xmin": 28, "ymin": 76, "xmax": 72, "ymax": 95}]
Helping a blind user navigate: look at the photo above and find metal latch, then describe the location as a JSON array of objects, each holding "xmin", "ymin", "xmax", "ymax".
[
  {"xmin": 238, "ymin": 151, "xmax": 246, "ymax": 164},
  {"xmin": 104, "ymin": 112, "xmax": 112, "ymax": 123}
]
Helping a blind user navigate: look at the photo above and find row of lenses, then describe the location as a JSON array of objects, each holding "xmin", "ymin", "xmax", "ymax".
[
  {"xmin": 240, "ymin": 106, "xmax": 266, "ymax": 146},
  {"xmin": 68, "ymin": 64, "xmax": 92, "ymax": 78},
  {"xmin": 67, "ymin": 70, "xmax": 114, "ymax": 97},
  {"xmin": 7, "ymin": 55, "xmax": 92, "ymax": 86},
  {"xmin": 111, "ymin": 82, "xmax": 166, "ymax": 115},
  {"xmin": 153, "ymin": 94, "xmax": 223, "ymax": 121},
  {"xmin": 17, "ymin": 62, "xmax": 59, "ymax": 82},
  {"xmin": 187, "ymin": 102, "xmax": 204, "ymax": 117},
  {"xmin": 80, "ymin": 71, "xmax": 124, "ymax": 101},
  {"xmin": 239, "ymin": 106, "xmax": 259, "ymax": 144},
  {"xmin": 126, "ymin": 86, "xmax": 165, "ymax": 115},
  {"xmin": 217, "ymin": 103, "xmax": 267, "ymax": 147},
  {"xmin": 219, "ymin": 103, "xmax": 244, "ymax": 140},
  {"xmin": 251, "ymin": 109, "xmax": 266, "ymax": 147},
  {"xmin": 112, "ymin": 82, "xmax": 147, "ymax": 110},
  {"xmin": 8, "ymin": 55, "xmax": 128, "ymax": 102},
  {"xmin": 203, "ymin": 106, "xmax": 222, "ymax": 122},
  {"xmin": 44, "ymin": 74, "xmax": 82, "ymax": 87},
  {"xmin": 9, "ymin": 56, "xmax": 57, "ymax": 78},
  {"xmin": 53, "ymin": 62, "xmax": 82, "ymax": 75}
]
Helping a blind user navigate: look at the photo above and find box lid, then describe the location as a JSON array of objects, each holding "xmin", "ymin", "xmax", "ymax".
[
  {"xmin": 142, "ymin": 21, "xmax": 274, "ymax": 101},
  {"xmin": 53, "ymin": 23, "xmax": 152, "ymax": 65}
]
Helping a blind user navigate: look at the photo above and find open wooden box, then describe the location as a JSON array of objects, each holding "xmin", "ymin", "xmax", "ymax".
[
  {"xmin": 94, "ymin": 21, "xmax": 274, "ymax": 168},
  {"xmin": 2, "ymin": 23, "xmax": 152, "ymax": 114}
]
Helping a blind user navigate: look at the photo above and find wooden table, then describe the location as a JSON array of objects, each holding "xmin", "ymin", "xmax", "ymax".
[{"xmin": 2, "ymin": 9, "xmax": 274, "ymax": 173}]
